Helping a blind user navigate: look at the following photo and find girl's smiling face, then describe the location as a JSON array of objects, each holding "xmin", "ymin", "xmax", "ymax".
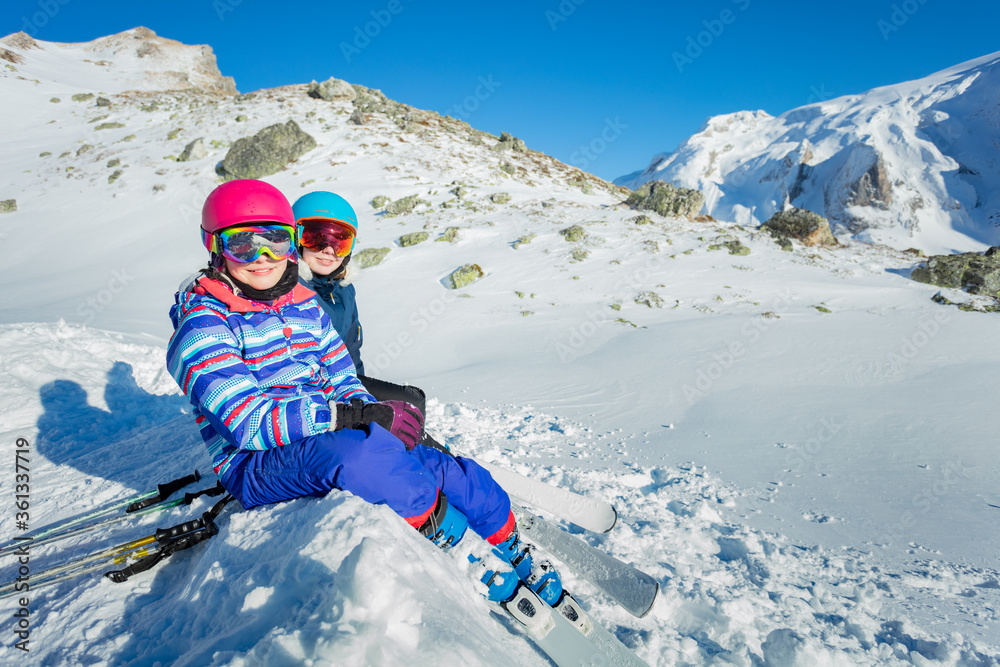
[
  {"xmin": 302, "ymin": 247, "xmax": 344, "ymax": 276},
  {"xmin": 225, "ymin": 256, "xmax": 287, "ymax": 290}
]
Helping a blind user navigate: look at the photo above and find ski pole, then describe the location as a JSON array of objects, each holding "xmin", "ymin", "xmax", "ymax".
[
  {"xmin": 0, "ymin": 470, "xmax": 202, "ymax": 556},
  {"xmin": 0, "ymin": 534, "xmax": 159, "ymax": 599},
  {"xmin": 0, "ymin": 493, "xmax": 235, "ymax": 599},
  {"xmin": 11, "ymin": 481, "xmax": 225, "ymax": 554}
]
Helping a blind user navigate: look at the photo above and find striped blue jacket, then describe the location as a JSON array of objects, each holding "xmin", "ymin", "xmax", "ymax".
[{"xmin": 166, "ymin": 273, "xmax": 375, "ymax": 476}]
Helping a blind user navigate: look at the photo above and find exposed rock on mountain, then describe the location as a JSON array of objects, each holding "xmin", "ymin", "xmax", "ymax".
[
  {"xmin": 218, "ymin": 120, "xmax": 317, "ymax": 180},
  {"xmin": 625, "ymin": 180, "xmax": 704, "ymax": 218},
  {"xmin": 307, "ymin": 77, "xmax": 356, "ymax": 102},
  {"xmin": 911, "ymin": 247, "xmax": 1000, "ymax": 297},
  {"xmin": 762, "ymin": 208, "xmax": 838, "ymax": 248},
  {"xmin": 83, "ymin": 27, "xmax": 236, "ymax": 95}
]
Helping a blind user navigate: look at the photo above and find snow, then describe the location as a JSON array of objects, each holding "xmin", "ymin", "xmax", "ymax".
[{"xmin": 1, "ymin": 29, "xmax": 999, "ymax": 666}]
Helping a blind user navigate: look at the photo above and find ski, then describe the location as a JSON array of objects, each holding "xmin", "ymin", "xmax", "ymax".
[
  {"xmin": 477, "ymin": 460, "xmax": 618, "ymax": 534},
  {"xmin": 425, "ymin": 430, "xmax": 617, "ymax": 534},
  {"xmin": 555, "ymin": 592, "xmax": 649, "ymax": 666},
  {"xmin": 516, "ymin": 509, "xmax": 659, "ymax": 618},
  {"xmin": 496, "ymin": 583, "xmax": 616, "ymax": 667},
  {"xmin": 461, "ymin": 532, "xmax": 647, "ymax": 667}
]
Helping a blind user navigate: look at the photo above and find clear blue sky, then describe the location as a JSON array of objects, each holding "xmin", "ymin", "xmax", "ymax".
[{"xmin": 6, "ymin": 0, "xmax": 999, "ymax": 180}]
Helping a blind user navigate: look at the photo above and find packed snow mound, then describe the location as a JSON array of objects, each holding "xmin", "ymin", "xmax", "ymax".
[
  {"xmin": 1, "ymin": 27, "xmax": 236, "ymax": 95},
  {"xmin": 617, "ymin": 51, "xmax": 1000, "ymax": 254},
  {"xmin": 2, "ymin": 323, "xmax": 999, "ymax": 666}
]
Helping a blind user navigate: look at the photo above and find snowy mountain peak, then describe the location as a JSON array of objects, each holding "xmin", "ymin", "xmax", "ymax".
[
  {"xmin": 618, "ymin": 51, "xmax": 1000, "ymax": 254},
  {"xmin": 1, "ymin": 26, "xmax": 236, "ymax": 95}
]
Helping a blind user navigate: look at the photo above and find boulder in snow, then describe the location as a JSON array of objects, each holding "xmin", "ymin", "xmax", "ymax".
[
  {"xmin": 492, "ymin": 132, "xmax": 527, "ymax": 153},
  {"xmin": 559, "ymin": 224, "xmax": 587, "ymax": 242},
  {"xmin": 177, "ymin": 137, "xmax": 207, "ymax": 162},
  {"xmin": 625, "ymin": 180, "xmax": 704, "ymax": 218},
  {"xmin": 0, "ymin": 199, "xmax": 16, "ymax": 213},
  {"xmin": 348, "ymin": 108, "xmax": 366, "ymax": 125},
  {"xmin": 307, "ymin": 77, "xmax": 357, "ymax": 102},
  {"xmin": 709, "ymin": 239, "xmax": 751, "ymax": 256},
  {"xmin": 355, "ymin": 247, "xmax": 391, "ymax": 269},
  {"xmin": 218, "ymin": 120, "xmax": 317, "ymax": 180},
  {"xmin": 398, "ymin": 232, "xmax": 429, "ymax": 247},
  {"xmin": 436, "ymin": 227, "xmax": 460, "ymax": 243},
  {"xmin": 912, "ymin": 248, "xmax": 1000, "ymax": 297},
  {"xmin": 761, "ymin": 208, "xmax": 838, "ymax": 247},
  {"xmin": 385, "ymin": 194, "xmax": 427, "ymax": 217},
  {"xmin": 447, "ymin": 264, "xmax": 484, "ymax": 289}
]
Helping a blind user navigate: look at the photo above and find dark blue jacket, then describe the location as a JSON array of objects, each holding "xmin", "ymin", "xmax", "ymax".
[{"xmin": 299, "ymin": 268, "xmax": 364, "ymax": 375}]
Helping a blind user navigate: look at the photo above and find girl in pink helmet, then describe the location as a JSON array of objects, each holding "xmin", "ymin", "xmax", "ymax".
[{"xmin": 164, "ymin": 180, "xmax": 562, "ymax": 604}]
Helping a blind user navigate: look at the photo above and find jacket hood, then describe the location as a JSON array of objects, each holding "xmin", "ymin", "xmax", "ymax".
[
  {"xmin": 172, "ymin": 270, "xmax": 318, "ymax": 323},
  {"xmin": 298, "ymin": 260, "xmax": 354, "ymax": 287}
]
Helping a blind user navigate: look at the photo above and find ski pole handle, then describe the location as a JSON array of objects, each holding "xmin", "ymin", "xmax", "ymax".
[
  {"xmin": 127, "ymin": 470, "xmax": 201, "ymax": 512},
  {"xmin": 154, "ymin": 516, "xmax": 207, "ymax": 542}
]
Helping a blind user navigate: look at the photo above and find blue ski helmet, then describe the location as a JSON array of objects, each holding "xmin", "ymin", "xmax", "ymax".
[{"xmin": 292, "ymin": 191, "xmax": 359, "ymax": 235}]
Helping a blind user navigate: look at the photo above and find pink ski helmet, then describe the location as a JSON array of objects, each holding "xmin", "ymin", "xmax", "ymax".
[{"xmin": 201, "ymin": 179, "xmax": 295, "ymax": 252}]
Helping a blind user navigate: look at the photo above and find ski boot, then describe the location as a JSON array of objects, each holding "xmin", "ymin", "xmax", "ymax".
[
  {"xmin": 466, "ymin": 550, "xmax": 522, "ymax": 603},
  {"xmin": 493, "ymin": 524, "xmax": 564, "ymax": 606},
  {"xmin": 418, "ymin": 492, "xmax": 468, "ymax": 549},
  {"xmin": 417, "ymin": 494, "xmax": 521, "ymax": 602}
]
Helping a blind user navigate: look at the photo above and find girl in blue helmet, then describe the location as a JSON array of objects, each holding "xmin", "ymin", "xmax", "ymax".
[
  {"xmin": 294, "ymin": 191, "xmax": 443, "ymax": 452},
  {"xmin": 292, "ymin": 190, "xmax": 564, "ymax": 603}
]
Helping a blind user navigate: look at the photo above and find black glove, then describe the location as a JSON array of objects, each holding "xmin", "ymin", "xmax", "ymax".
[{"xmin": 333, "ymin": 399, "xmax": 424, "ymax": 450}]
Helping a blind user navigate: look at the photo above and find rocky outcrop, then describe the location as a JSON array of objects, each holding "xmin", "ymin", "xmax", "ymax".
[
  {"xmin": 308, "ymin": 77, "xmax": 356, "ymax": 102},
  {"xmin": 911, "ymin": 248, "xmax": 1000, "ymax": 297},
  {"xmin": 559, "ymin": 225, "xmax": 587, "ymax": 242},
  {"xmin": 177, "ymin": 137, "xmax": 206, "ymax": 162},
  {"xmin": 492, "ymin": 132, "xmax": 527, "ymax": 153},
  {"xmin": 398, "ymin": 232, "xmax": 429, "ymax": 247},
  {"xmin": 1, "ymin": 32, "xmax": 40, "ymax": 50},
  {"xmin": 218, "ymin": 120, "xmax": 316, "ymax": 180},
  {"xmin": 355, "ymin": 248, "xmax": 391, "ymax": 269},
  {"xmin": 82, "ymin": 27, "xmax": 237, "ymax": 95},
  {"xmin": 385, "ymin": 194, "xmax": 427, "ymax": 217},
  {"xmin": 447, "ymin": 264, "xmax": 485, "ymax": 289},
  {"xmin": 625, "ymin": 180, "xmax": 704, "ymax": 218},
  {"xmin": 762, "ymin": 208, "xmax": 838, "ymax": 247},
  {"xmin": 847, "ymin": 153, "xmax": 892, "ymax": 209}
]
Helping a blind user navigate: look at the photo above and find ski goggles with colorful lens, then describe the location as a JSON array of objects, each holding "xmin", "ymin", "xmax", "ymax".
[
  {"xmin": 298, "ymin": 219, "xmax": 356, "ymax": 257},
  {"xmin": 205, "ymin": 224, "xmax": 297, "ymax": 263}
]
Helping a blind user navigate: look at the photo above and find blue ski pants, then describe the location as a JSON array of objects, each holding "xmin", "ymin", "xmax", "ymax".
[{"xmin": 219, "ymin": 423, "xmax": 511, "ymax": 540}]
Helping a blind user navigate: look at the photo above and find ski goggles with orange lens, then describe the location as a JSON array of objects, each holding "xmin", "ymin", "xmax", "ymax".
[
  {"xmin": 205, "ymin": 224, "xmax": 297, "ymax": 263},
  {"xmin": 299, "ymin": 219, "xmax": 356, "ymax": 257}
]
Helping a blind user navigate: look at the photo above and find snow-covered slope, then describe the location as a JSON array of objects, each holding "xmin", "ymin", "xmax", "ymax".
[
  {"xmin": 2, "ymin": 29, "xmax": 1000, "ymax": 666},
  {"xmin": 617, "ymin": 52, "xmax": 1000, "ymax": 254}
]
